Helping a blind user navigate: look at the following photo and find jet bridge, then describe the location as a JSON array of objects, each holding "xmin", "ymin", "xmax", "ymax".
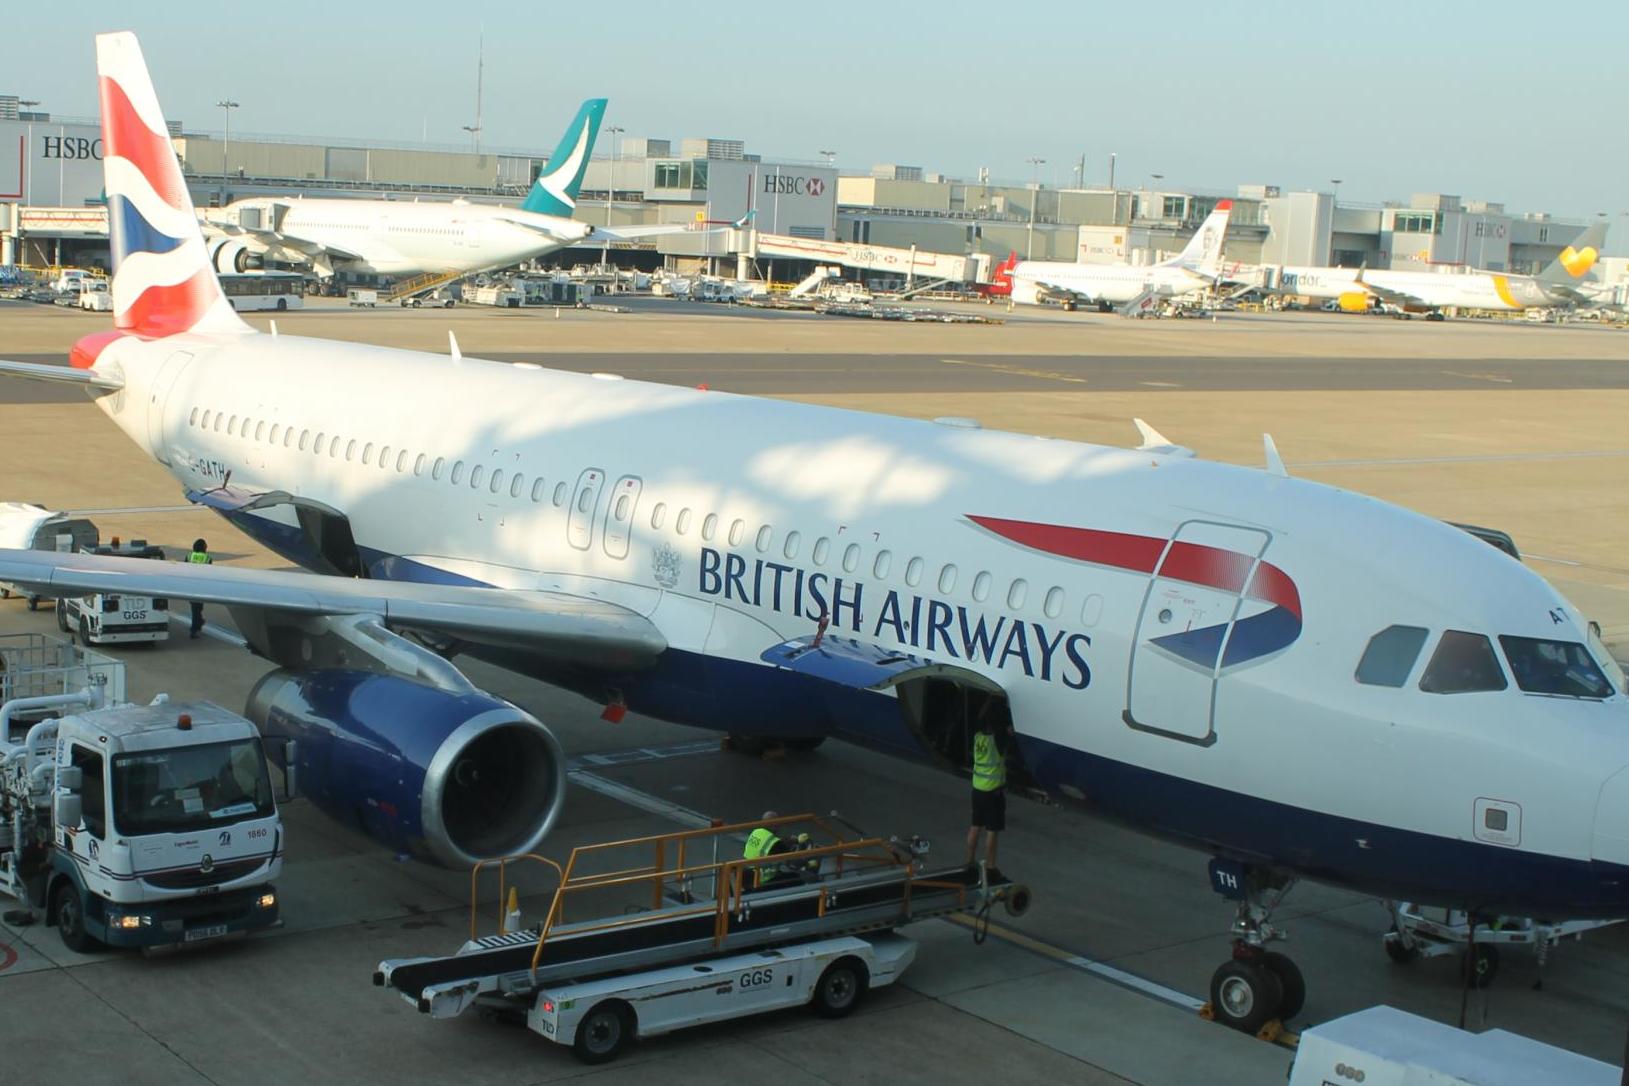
[
  {"xmin": 750, "ymin": 232, "xmax": 992, "ymax": 287},
  {"xmin": 375, "ymin": 814, "xmax": 1028, "ymax": 1019}
]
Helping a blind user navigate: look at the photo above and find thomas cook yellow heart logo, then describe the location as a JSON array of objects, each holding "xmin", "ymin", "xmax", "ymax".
[{"xmin": 1560, "ymin": 245, "xmax": 1598, "ymax": 278}]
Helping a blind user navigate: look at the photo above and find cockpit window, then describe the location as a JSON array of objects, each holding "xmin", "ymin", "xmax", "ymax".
[
  {"xmin": 1356, "ymin": 625, "xmax": 1429, "ymax": 687},
  {"xmin": 1588, "ymin": 625, "xmax": 1627, "ymax": 696},
  {"xmin": 1499, "ymin": 636, "xmax": 1613, "ymax": 699},
  {"xmin": 1419, "ymin": 631, "xmax": 1508, "ymax": 694}
]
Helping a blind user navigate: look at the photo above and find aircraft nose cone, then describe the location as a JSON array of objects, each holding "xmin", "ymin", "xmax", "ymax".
[{"xmin": 1594, "ymin": 764, "xmax": 1629, "ymax": 865}]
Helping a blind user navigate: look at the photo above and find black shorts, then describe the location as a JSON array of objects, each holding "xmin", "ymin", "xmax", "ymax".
[{"xmin": 971, "ymin": 787, "xmax": 1006, "ymax": 832}]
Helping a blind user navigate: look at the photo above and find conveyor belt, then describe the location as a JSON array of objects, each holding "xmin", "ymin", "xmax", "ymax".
[{"xmin": 379, "ymin": 863, "xmax": 1001, "ymax": 1007}]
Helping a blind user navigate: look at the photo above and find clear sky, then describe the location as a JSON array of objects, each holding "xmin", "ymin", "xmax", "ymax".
[{"xmin": 8, "ymin": 2, "xmax": 1626, "ymax": 224}]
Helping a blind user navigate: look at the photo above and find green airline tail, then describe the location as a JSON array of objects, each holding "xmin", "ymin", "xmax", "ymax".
[{"xmin": 520, "ymin": 98, "xmax": 608, "ymax": 218}]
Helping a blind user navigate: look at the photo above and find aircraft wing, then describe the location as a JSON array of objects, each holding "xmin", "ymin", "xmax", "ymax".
[
  {"xmin": 0, "ymin": 547, "xmax": 666, "ymax": 670},
  {"xmin": 202, "ymin": 220, "xmax": 365, "ymax": 263}
]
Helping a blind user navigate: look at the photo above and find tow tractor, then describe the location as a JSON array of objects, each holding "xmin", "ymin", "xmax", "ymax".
[
  {"xmin": 376, "ymin": 814, "xmax": 1030, "ymax": 1064},
  {"xmin": 56, "ymin": 539, "xmax": 172, "ymax": 646},
  {"xmin": 1382, "ymin": 900, "xmax": 1623, "ymax": 988},
  {"xmin": 0, "ymin": 632, "xmax": 283, "ymax": 950}
]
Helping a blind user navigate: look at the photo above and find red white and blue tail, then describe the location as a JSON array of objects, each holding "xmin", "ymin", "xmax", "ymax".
[{"xmin": 96, "ymin": 32, "xmax": 249, "ymax": 339}]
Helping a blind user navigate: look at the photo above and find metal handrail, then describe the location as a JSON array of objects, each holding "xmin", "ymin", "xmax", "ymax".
[{"xmin": 524, "ymin": 815, "xmax": 914, "ymax": 974}]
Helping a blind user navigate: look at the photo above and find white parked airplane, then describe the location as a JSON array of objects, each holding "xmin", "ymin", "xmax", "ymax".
[
  {"xmin": 993, "ymin": 202, "xmax": 1233, "ymax": 312},
  {"xmin": 200, "ymin": 98, "xmax": 695, "ymax": 281},
  {"xmin": 1269, "ymin": 222, "xmax": 1609, "ymax": 316},
  {"xmin": 4, "ymin": 34, "xmax": 1629, "ymax": 1034}
]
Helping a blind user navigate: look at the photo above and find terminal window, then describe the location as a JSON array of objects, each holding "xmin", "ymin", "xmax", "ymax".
[{"xmin": 1392, "ymin": 212, "xmax": 1441, "ymax": 235}]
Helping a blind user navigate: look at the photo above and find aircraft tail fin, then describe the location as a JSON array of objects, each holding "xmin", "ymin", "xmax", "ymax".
[
  {"xmin": 520, "ymin": 98, "xmax": 608, "ymax": 217},
  {"xmin": 1166, "ymin": 200, "xmax": 1232, "ymax": 277},
  {"xmin": 95, "ymin": 32, "xmax": 250, "ymax": 338},
  {"xmin": 986, "ymin": 251, "xmax": 1019, "ymax": 295},
  {"xmin": 1538, "ymin": 221, "xmax": 1607, "ymax": 286}
]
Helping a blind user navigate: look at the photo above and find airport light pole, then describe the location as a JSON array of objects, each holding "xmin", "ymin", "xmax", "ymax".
[
  {"xmin": 602, "ymin": 124, "xmax": 624, "ymax": 271},
  {"xmin": 216, "ymin": 99, "xmax": 239, "ymax": 196},
  {"xmin": 819, "ymin": 149, "xmax": 836, "ymax": 168},
  {"xmin": 1026, "ymin": 156, "xmax": 1045, "ymax": 260},
  {"xmin": 1147, "ymin": 173, "xmax": 1163, "ymax": 221}
]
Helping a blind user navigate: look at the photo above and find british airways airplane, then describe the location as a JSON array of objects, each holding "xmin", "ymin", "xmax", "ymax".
[{"xmin": 3, "ymin": 33, "xmax": 1629, "ymax": 1034}]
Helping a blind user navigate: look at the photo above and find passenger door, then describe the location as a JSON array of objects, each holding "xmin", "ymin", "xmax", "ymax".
[
  {"xmin": 602, "ymin": 475, "xmax": 642, "ymax": 560},
  {"xmin": 1124, "ymin": 521, "xmax": 1272, "ymax": 746},
  {"xmin": 146, "ymin": 350, "xmax": 194, "ymax": 464},
  {"xmin": 566, "ymin": 468, "xmax": 606, "ymax": 551}
]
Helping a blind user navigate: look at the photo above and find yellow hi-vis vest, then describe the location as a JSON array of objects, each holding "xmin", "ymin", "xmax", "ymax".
[
  {"xmin": 743, "ymin": 827, "xmax": 780, "ymax": 888},
  {"xmin": 188, "ymin": 551, "xmax": 212, "ymax": 565},
  {"xmin": 972, "ymin": 731, "xmax": 1006, "ymax": 792}
]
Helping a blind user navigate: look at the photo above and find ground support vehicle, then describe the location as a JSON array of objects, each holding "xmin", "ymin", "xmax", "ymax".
[
  {"xmin": 57, "ymin": 540, "xmax": 171, "ymax": 646},
  {"xmin": 0, "ymin": 504, "xmax": 98, "ymax": 610},
  {"xmin": 1289, "ymin": 1005, "xmax": 1618, "ymax": 1085},
  {"xmin": 1382, "ymin": 900, "xmax": 1622, "ymax": 987},
  {"xmin": 376, "ymin": 814, "xmax": 1029, "ymax": 1063},
  {"xmin": 0, "ymin": 649, "xmax": 283, "ymax": 951}
]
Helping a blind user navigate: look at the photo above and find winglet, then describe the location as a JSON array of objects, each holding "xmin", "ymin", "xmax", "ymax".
[
  {"xmin": 448, "ymin": 331, "xmax": 462, "ymax": 360},
  {"xmin": 1133, "ymin": 418, "xmax": 1196, "ymax": 458},
  {"xmin": 1133, "ymin": 418, "xmax": 1171, "ymax": 449},
  {"xmin": 1263, "ymin": 433, "xmax": 1288, "ymax": 477}
]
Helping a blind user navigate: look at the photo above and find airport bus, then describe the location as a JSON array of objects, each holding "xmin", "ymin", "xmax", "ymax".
[{"xmin": 219, "ymin": 272, "xmax": 307, "ymax": 312}]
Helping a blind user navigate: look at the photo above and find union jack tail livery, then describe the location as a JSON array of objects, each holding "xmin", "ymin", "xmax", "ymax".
[{"xmin": 96, "ymin": 31, "xmax": 249, "ymax": 339}]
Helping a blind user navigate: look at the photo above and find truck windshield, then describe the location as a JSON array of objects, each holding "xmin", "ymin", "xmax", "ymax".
[{"xmin": 111, "ymin": 739, "xmax": 275, "ymax": 836}]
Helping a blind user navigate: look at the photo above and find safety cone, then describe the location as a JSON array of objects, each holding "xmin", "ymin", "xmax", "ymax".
[{"xmin": 502, "ymin": 887, "xmax": 522, "ymax": 934}]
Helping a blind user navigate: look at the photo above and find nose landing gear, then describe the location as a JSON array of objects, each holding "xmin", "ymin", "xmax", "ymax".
[{"xmin": 1201, "ymin": 860, "xmax": 1304, "ymax": 1036}]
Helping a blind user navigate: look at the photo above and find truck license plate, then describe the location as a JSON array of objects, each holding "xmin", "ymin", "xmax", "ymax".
[{"xmin": 184, "ymin": 924, "xmax": 228, "ymax": 942}]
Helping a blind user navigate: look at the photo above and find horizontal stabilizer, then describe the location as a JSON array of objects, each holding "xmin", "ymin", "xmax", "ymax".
[{"xmin": 0, "ymin": 359, "xmax": 124, "ymax": 392}]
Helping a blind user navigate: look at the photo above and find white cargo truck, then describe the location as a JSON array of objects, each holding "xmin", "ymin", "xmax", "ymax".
[
  {"xmin": 0, "ymin": 503, "xmax": 99, "ymax": 611},
  {"xmin": 57, "ymin": 540, "xmax": 172, "ymax": 646},
  {"xmin": 0, "ymin": 637, "xmax": 283, "ymax": 951}
]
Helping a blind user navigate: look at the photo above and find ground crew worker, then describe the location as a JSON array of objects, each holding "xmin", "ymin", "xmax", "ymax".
[
  {"xmin": 743, "ymin": 811, "xmax": 788, "ymax": 890},
  {"xmin": 186, "ymin": 538, "xmax": 212, "ymax": 639},
  {"xmin": 965, "ymin": 700, "xmax": 1012, "ymax": 878}
]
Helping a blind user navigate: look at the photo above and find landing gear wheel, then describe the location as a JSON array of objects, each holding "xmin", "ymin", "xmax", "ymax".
[
  {"xmin": 1260, "ymin": 951, "xmax": 1305, "ymax": 1020},
  {"xmin": 1209, "ymin": 959, "xmax": 1282, "ymax": 1034},
  {"xmin": 812, "ymin": 957, "xmax": 868, "ymax": 1018},
  {"xmin": 1466, "ymin": 944, "xmax": 1499, "ymax": 988},
  {"xmin": 53, "ymin": 884, "xmax": 100, "ymax": 953},
  {"xmin": 571, "ymin": 1001, "xmax": 633, "ymax": 1064},
  {"xmin": 1384, "ymin": 926, "xmax": 1420, "ymax": 964}
]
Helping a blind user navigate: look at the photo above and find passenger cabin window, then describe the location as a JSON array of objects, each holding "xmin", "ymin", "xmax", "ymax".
[
  {"xmin": 531, "ymin": 478, "xmax": 546, "ymax": 502},
  {"xmin": 1043, "ymin": 586, "xmax": 1064, "ymax": 619},
  {"xmin": 1008, "ymin": 579, "xmax": 1028, "ymax": 610},
  {"xmin": 873, "ymin": 550, "xmax": 892, "ymax": 579},
  {"xmin": 193, "ymin": 409, "xmax": 203, "ymax": 427},
  {"xmin": 676, "ymin": 508, "xmax": 692, "ymax": 535},
  {"xmin": 470, "ymin": 465, "xmax": 485, "ymax": 489},
  {"xmin": 729, "ymin": 519, "xmax": 745, "ymax": 547},
  {"xmin": 650, "ymin": 503, "xmax": 667, "ymax": 529},
  {"xmin": 1356, "ymin": 625, "xmax": 1430, "ymax": 688},
  {"xmin": 491, "ymin": 470, "xmax": 505, "ymax": 495},
  {"xmin": 415, "ymin": 454, "xmax": 427, "ymax": 476},
  {"xmin": 842, "ymin": 544, "xmax": 860, "ymax": 573},
  {"xmin": 812, "ymin": 537, "xmax": 830, "ymax": 565},
  {"xmin": 1419, "ymin": 631, "xmax": 1508, "ymax": 695},
  {"xmin": 256, "ymin": 421, "xmax": 266, "ymax": 441},
  {"xmin": 783, "ymin": 531, "xmax": 801, "ymax": 559},
  {"xmin": 432, "ymin": 457, "xmax": 445, "ymax": 480},
  {"xmin": 346, "ymin": 440, "xmax": 357, "ymax": 461},
  {"xmin": 361, "ymin": 443, "xmax": 373, "ymax": 465},
  {"xmin": 553, "ymin": 482, "xmax": 568, "ymax": 506},
  {"xmin": 378, "ymin": 445, "xmax": 390, "ymax": 468},
  {"xmin": 510, "ymin": 473, "xmax": 524, "ymax": 498},
  {"xmin": 450, "ymin": 460, "xmax": 466, "ymax": 484},
  {"xmin": 299, "ymin": 430, "xmax": 310, "ymax": 451},
  {"xmin": 285, "ymin": 429, "xmax": 295, "ymax": 449},
  {"xmin": 397, "ymin": 450, "xmax": 409, "ymax": 473},
  {"xmin": 270, "ymin": 424, "xmax": 281, "ymax": 444},
  {"xmin": 938, "ymin": 564, "xmax": 958, "ymax": 594},
  {"xmin": 756, "ymin": 526, "xmax": 772, "ymax": 553},
  {"xmin": 1499, "ymin": 636, "xmax": 1613, "ymax": 699},
  {"xmin": 905, "ymin": 557, "xmax": 924, "ymax": 587},
  {"xmin": 701, "ymin": 514, "xmax": 718, "ymax": 541},
  {"xmin": 972, "ymin": 571, "xmax": 991, "ymax": 602}
]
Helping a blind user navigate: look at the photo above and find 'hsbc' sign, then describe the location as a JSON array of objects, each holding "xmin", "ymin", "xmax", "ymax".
[
  {"xmin": 764, "ymin": 174, "xmax": 824, "ymax": 197},
  {"xmin": 41, "ymin": 135, "xmax": 103, "ymax": 161}
]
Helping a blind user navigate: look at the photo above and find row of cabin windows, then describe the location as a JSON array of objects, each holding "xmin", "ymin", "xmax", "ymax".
[
  {"xmin": 186, "ymin": 407, "xmax": 572, "ymax": 507},
  {"xmin": 643, "ymin": 500, "xmax": 1072, "ymax": 620},
  {"xmin": 185, "ymin": 406, "xmax": 1085, "ymax": 624}
]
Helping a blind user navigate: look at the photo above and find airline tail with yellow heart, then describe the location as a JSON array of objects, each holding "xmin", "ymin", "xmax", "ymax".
[{"xmin": 1538, "ymin": 221, "xmax": 1607, "ymax": 285}]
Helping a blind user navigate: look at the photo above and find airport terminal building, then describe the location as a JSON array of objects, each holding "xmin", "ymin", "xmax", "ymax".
[{"xmin": 0, "ymin": 107, "xmax": 1605, "ymax": 291}]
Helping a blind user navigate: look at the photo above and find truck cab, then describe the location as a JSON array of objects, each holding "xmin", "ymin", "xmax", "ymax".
[
  {"xmin": 58, "ymin": 540, "xmax": 171, "ymax": 646},
  {"xmin": 2, "ymin": 698, "xmax": 283, "ymax": 950}
]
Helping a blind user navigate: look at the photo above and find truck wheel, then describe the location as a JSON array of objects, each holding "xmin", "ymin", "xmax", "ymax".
[
  {"xmin": 78, "ymin": 616, "xmax": 91, "ymax": 646},
  {"xmin": 26, "ymin": 595, "xmax": 37, "ymax": 611},
  {"xmin": 572, "ymin": 1001, "xmax": 633, "ymax": 1064},
  {"xmin": 812, "ymin": 957, "xmax": 868, "ymax": 1018},
  {"xmin": 53, "ymin": 884, "xmax": 100, "ymax": 953},
  {"xmin": 57, "ymin": 604, "xmax": 69, "ymax": 632}
]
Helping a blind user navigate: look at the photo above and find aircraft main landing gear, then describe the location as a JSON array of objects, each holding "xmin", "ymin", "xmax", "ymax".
[{"xmin": 1203, "ymin": 860, "xmax": 1304, "ymax": 1035}]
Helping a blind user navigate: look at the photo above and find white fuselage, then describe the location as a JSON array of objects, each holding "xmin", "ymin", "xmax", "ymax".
[
  {"xmin": 1009, "ymin": 261, "xmax": 1209, "ymax": 307},
  {"xmin": 78, "ymin": 330, "xmax": 1629, "ymax": 913},
  {"xmin": 206, "ymin": 198, "xmax": 593, "ymax": 277},
  {"xmin": 1275, "ymin": 266, "xmax": 1552, "ymax": 312}
]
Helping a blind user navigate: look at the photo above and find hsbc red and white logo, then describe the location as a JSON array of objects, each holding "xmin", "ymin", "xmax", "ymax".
[{"xmin": 763, "ymin": 174, "xmax": 826, "ymax": 197}]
